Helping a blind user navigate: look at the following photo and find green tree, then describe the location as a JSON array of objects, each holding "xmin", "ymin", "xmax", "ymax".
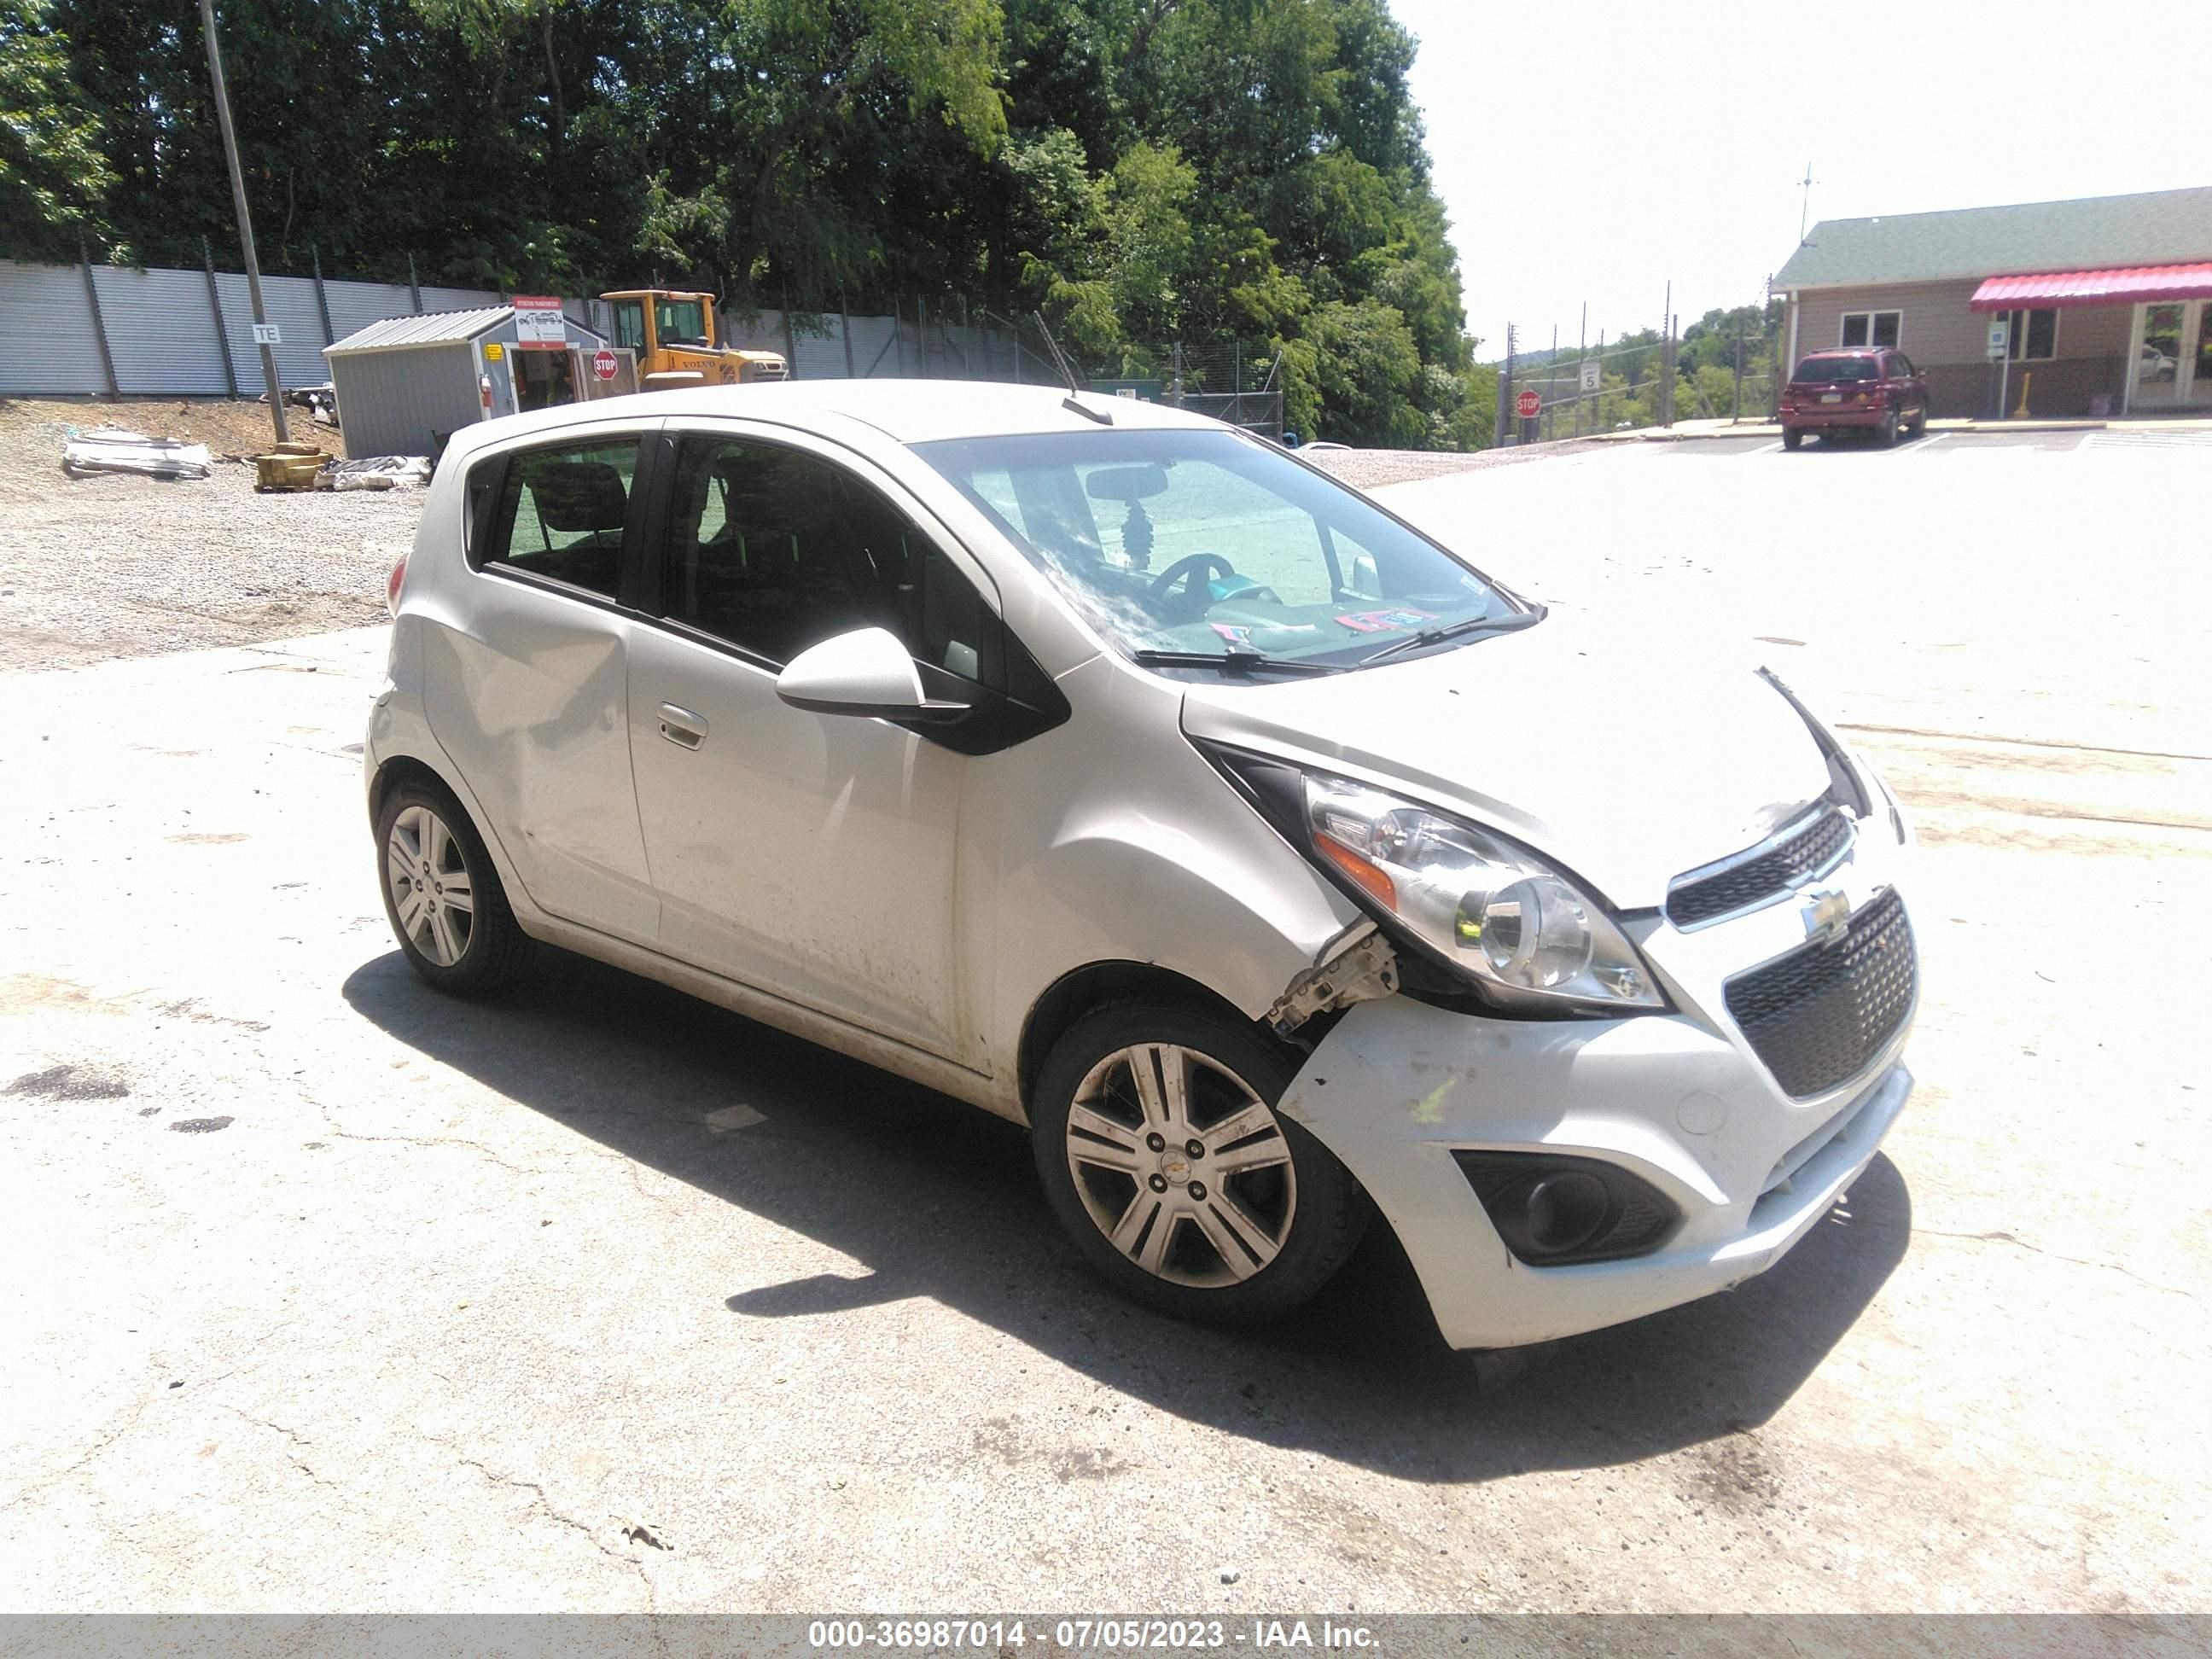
[{"xmin": 0, "ymin": 0, "xmax": 111, "ymax": 259}]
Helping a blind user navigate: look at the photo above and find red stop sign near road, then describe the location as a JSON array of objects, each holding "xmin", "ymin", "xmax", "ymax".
[
  {"xmin": 592, "ymin": 349, "xmax": 619, "ymax": 382},
  {"xmin": 1515, "ymin": 388, "xmax": 1541, "ymax": 419}
]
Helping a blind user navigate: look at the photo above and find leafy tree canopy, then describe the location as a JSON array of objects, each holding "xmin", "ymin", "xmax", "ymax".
[{"xmin": 12, "ymin": 0, "xmax": 1482, "ymax": 445}]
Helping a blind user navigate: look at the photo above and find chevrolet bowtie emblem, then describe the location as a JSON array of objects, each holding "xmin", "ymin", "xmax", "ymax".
[{"xmin": 1802, "ymin": 887, "xmax": 1853, "ymax": 946}]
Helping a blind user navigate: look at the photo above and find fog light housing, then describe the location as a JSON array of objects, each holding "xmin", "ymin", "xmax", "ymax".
[{"xmin": 1452, "ymin": 1151, "xmax": 1680, "ymax": 1266}]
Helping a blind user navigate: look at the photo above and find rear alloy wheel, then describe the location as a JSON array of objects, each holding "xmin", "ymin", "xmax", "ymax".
[
  {"xmin": 1032, "ymin": 1001, "xmax": 1369, "ymax": 1323},
  {"xmin": 375, "ymin": 781, "xmax": 528, "ymax": 994},
  {"xmin": 1879, "ymin": 410, "xmax": 1900, "ymax": 447}
]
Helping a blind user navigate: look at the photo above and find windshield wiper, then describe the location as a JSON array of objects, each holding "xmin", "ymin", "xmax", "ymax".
[
  {"xmin": 1358, "ymin": 608, "xmax": 1545, "ymax": 667},
  {"xmin": 1132, "ymin": 649, "xmax": 1340, "ymax": 678}
]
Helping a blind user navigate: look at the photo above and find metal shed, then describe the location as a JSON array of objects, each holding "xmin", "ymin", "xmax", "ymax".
[{"xmin": 323, "ymin": 306, "xmax": 620, "ymax": 459}]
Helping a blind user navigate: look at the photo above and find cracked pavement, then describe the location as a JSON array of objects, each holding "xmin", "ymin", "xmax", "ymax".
[{"xmin": 0, "ymin": 435, "xmax": 2207, "ymax": 1614}]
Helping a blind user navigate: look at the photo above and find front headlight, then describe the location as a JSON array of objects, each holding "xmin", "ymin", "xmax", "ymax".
[{"xmin": 1301, "ymin": 773, "xmax": 1664, "ymax": 1011}]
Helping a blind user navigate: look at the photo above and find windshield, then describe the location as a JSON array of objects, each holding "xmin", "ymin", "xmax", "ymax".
[
  {"xmin": 1793, "ymin": 356, "xmax": 1879, "ymax": 383},
  {"xmin": 656, "ymin": 298, "xmax": 709, "ymax": 346},
  {"xmin": 912, "ymin": 428, "xmax": 1515, "ymax": 672}
]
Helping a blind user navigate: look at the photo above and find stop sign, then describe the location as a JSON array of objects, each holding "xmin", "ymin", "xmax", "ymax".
[
  {"xmin": 1515, "ymin": 388, "xmax": 1541, "ymax": 419},
  {"xmin": 592, "ymin": 349, "xmax": 619, "ymax": 382}
]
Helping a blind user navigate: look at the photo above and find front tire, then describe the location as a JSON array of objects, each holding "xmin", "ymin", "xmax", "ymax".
[
  {"xmin": 375, "ymin": 779, "xmax": 529, "ymax": 994},
  {"xmin": 1030, "ymin": 1000, "xmax": 1371, "ymax": 1324}
]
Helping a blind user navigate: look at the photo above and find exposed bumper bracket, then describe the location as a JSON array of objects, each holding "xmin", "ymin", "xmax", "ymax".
[{"xmin": 1266, "ymin": 923, "xmax": 1400, "ymax": 1038}]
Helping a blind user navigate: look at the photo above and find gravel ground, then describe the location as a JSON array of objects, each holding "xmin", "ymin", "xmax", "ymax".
[
  {"xmin": 0, "ymin": 400, "xmax": 1565, "ymax": 674},
  {"xmin": 0, "ymin": 398, "xmax": 422, "ymax": 672}
]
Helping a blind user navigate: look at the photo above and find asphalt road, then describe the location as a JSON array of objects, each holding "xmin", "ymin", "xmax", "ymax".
[{"xmin": 2, "ymin": 432, "xmax": 2207, "ymax": 1617}]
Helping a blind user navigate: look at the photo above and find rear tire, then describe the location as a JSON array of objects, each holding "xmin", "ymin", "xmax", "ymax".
[
  {"xmin": 1782, "ymin": 429, "xmax": 1803, "ymax": 451},
  {"xmin": 1879, "ymin": 411, "xmax": 1900, "ymax": 447},
  {"xmin": 1030, "ymin": 999, "xmax": 1371, "ymax": 1324},
  {"xmin": 375, "ymin": 778, "xmax": 529, "ymax": 995},
  {"xmin": 1909, "ymin": 405, "xmax": 1928, "ymax": 437}
]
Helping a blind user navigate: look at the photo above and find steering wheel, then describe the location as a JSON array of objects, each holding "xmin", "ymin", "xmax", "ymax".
[{"xmin": 1147, "ymin": 552, "xmax": 1238, "ymax": 622}]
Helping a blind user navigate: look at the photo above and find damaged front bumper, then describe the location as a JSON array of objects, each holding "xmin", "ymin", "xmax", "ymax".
[{"xmin": 1276, "ymin": 984, "xmax": 1912, "ymax": 1352}]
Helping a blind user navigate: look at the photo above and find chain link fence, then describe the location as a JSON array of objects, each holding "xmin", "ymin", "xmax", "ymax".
[{"xmin": 1497, "ymin": 299, "xmax": 1788, "ymax": 444}]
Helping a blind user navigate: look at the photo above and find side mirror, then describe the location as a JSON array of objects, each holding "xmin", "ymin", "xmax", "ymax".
[{"xmin": 775, "ymin": 626, "xmax": 969, "ymax": 725}]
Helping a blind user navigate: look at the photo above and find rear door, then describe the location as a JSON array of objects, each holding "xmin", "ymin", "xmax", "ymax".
[
  {"xmin": 423, "ymin": 420, "xmax": 663, "ymax": 946},
  {"xmin": 623, "ymin": 420, "xmax": 1014, "ymax": 1065}
]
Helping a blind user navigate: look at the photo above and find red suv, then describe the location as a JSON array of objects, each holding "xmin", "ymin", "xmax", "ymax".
[{"xmin": 1779, "ymin": 349, "xmax": 1930, "ymax": 449}]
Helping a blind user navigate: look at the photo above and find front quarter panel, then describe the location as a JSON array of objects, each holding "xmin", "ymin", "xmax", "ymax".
[{"xmin": 980, "ymin": 655, "xmax": 1359, "ymax": 1094}]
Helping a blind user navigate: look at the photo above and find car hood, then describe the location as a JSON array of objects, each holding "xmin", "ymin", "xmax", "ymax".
[{"xmin": 1176, "ymin": 614, "xmax": 1833, "ymax": 907}]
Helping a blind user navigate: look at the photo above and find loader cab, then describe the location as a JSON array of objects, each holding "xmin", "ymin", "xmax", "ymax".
[{"xmin": 604, "ymin": 290, "xmax": 718, "ymax": 356}]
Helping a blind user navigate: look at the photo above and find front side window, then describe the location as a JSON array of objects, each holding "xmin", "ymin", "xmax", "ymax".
[
  {"xmin": 661, "ymin": 436, "xmax": 998, "ymax": 684},
  {"xmin": 1839, "ymin": 310, "xmax": 1901, "ymax": 349},
  {"xmin": 2005, "ymin": 307, "xmax": 2058, "ymax": 362},
  {"xmin": 656, "ymin": 299, "xmax": 709, "ymax": 347},
  {"xmin": 610, "ymin": 301, "xmax": 646, "ymax": 351},
  {"xmin": 915, "ymin": 428, "xmax": 1512, "ymax": 670},
  {"xmin": 481, "ymin": 437, "xmax": 639, "ymax": 597}
]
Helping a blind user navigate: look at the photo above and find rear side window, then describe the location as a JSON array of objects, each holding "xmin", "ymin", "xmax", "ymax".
[
  {"xmin": 481, "ymin": 438, "xmax": 640, "ymax": 598},
  {"xmin": 1793, "ymin": 357, "xmax": 1880, "ymax": 383}
]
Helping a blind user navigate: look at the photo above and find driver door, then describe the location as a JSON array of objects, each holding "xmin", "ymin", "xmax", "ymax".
[{"xmin": 624, "ymin": 422, "xmax": 1006, "ymax": 1064}]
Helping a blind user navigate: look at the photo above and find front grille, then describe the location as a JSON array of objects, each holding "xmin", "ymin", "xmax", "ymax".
[
  {"xmin": 1668, "ymin": 805, "xmax": 1854, "ymax": 928},
  {"xmin": 1723, "ymin": 888, "xmax": 1916, "ymax": 1097}
]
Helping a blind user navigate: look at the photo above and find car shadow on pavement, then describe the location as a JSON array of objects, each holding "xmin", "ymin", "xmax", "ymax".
[{"xmin": 343, "ymin": 944, "xmax": 1910, "ymax": 1484}]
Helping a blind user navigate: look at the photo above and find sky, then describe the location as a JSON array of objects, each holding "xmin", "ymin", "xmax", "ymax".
[{"xmin": 1395, "ymin": 0, "xmax": 2211, "ymax": 360}]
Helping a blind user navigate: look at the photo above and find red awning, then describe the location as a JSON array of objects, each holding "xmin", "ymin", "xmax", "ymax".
[{"xmin": 1970, "ymin": 264, "xmax": 2212, "ymax": 310}]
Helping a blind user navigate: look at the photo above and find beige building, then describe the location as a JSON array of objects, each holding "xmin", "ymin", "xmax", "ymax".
[{"xmin": 1773, "ymin": 185, "xmax": 2212, "ymax": 418}]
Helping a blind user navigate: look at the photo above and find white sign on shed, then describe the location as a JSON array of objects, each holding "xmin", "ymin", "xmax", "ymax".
[{"xmin": 512, "ymin": 296, "xmax": 567, "ymax": 350}]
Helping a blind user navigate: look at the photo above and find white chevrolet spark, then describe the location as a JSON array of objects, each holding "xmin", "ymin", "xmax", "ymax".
[{"xmin": 367, "ymin": 380, "xmax": 1917, "ymax": 1349}]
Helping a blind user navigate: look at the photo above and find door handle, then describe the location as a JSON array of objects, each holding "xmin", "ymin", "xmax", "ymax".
[{"xmin": 657, "ymin": 701, "xmax": 707, "ymax": 749}]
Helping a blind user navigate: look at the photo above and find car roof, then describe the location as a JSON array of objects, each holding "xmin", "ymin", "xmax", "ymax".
[
  {"xmin": 1800, "ymin": 347, "xmax": 1888, "ymax": 358},
  {"xmin": 501, "ymin": 378, "xmax": 1224, "ymax": 446}
]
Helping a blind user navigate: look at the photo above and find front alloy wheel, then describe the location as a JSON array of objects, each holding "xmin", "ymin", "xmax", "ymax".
[
  {"xmin": 1065, "ymin": 1043, "xmax": 1297, "ymax": 1287},
  {"xmin": 1032, "ymin": 1001, "xmax": 1370, "ymax": 1323}
]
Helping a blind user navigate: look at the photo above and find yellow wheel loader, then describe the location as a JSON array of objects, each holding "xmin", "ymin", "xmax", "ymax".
[{"xmin": 600, "ymin": 290, "xmax": 789, "ymax": 390}]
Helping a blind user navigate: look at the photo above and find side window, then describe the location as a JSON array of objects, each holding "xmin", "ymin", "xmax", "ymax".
[
  {"xmin": 1890, "ymin": 352, "xmax": 1914, "ymax": 378},
  {"xmin": 662, "ymin": 436, "xmax": 1000, "ymax": 685},
  {"xmin": 481, "ymin": 437, "xmax": 639, "ymax": 598},
  {"xmin": 1839, "ymin": 312, "xmax": 1870, "ymax": 348},
  {"xmin": 610, "ymin": 300, "xmax": 646, "ymax": 351}
]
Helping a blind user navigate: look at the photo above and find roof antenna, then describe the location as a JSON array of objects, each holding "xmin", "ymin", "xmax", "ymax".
[
  {"xmin": 1033, "ymin": 309, "xmax": 1111, "ymax": 425},
  {"xmin": 1797, "ymin": 161, "xmax": 1818, "ymax": 245}
]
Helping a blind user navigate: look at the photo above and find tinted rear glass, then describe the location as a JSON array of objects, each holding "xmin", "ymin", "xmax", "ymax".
[{"xmin": 1794, "ymin": 357, "xmax": 1879, "ymax": 383}]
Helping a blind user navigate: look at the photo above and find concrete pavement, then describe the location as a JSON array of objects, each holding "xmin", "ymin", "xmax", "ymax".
[{"xmin": 1, "ymin": 435, "xmax": 2207, "ymax": 1615}]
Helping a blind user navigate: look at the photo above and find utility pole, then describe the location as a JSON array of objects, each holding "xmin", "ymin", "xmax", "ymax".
[
  {"xmin": 1544, "ymin": 323, "xmax": 1556, "ymax": 441},
  {"xmin": 1576, "ymin": 302, "xmax": 1587, "ymax": 439},
  {"xmin": 199, "ymin": 0, "xmax": 287, "ymax": 445},
  {"xmin": 1732, "ymin": 316, "xmax": 1745, "ymax": 424},
  {"xmin": 1661, "ymin": 280, "xmax": 1674, "ymax": 428},
  {"xmin": 1495, "ymin": 323, "xmax": 1516, "ymax": 448}
]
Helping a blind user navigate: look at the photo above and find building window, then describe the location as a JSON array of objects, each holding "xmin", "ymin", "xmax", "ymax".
[
  {"xmin": 2004, "ymin": 307, "xmax": 2058, "ymax": 362},
  {"xmin": 1839, "ymin": 311, "xmax": 1901, "ymax": 349}
]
